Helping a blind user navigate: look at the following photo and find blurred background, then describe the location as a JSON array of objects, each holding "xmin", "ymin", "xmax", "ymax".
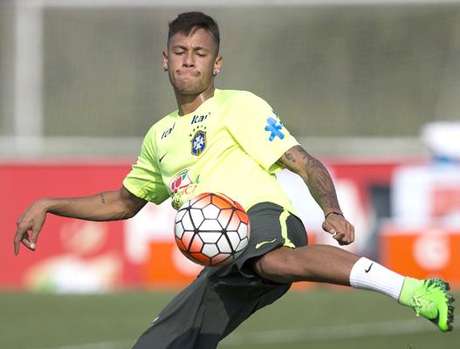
[{"xmin": 1, "ymin": 0, "xmax": 460, "ymax": 348}]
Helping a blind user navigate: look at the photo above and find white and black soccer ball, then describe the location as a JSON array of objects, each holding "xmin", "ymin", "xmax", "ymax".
[{"xmin": 174, "ymin": 192, "xmax": 250, "ymax": 266}]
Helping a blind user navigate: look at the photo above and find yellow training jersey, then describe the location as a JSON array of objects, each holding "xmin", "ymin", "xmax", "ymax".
[{"xmin": 123, "ymin": 89, "xmax": 299, "ymax": 212}]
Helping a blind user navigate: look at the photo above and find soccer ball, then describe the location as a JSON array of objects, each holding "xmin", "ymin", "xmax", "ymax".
[{"xmin": 174, "ymin": 192, "xmax": 250, "ymax": 267}]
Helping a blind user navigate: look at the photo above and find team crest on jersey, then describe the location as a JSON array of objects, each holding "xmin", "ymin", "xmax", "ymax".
[
  {"xmin": 264, "ymin": 115, "xmax": 285, "ymax": 142},
  {"xmin": 190, "ymin": 125, "xmax": 207, "ymax": 156}
]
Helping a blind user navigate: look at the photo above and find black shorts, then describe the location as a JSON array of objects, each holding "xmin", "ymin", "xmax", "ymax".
[{"xmin": 132, "ymin": 202, "xmax": 308, "ymax": 349}]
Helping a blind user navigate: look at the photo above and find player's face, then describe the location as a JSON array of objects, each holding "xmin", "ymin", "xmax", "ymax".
[{"xmin": 163, "ymin": 28, "xmax": 222, "ymax": 96}]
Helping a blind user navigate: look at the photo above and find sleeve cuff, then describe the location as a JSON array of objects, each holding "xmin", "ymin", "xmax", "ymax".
[{"xmin": 260, "ymin": 137, "xmax": 300, "ymax": 171}]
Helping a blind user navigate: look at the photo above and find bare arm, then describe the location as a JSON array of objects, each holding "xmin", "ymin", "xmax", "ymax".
[
  {"xmin": 44, "ymin": 187, "xmax": 146, "ymax": 221},
  {"xmin": 14, "ymin": 186, "xmax": 146, "ymax": 255},
  {"xmin": 280, "ymin": 145, "xmax": 341, "ymax": 215},
  {"xmin": 280, "ymin": 145, "xmax": 354, "ymax": 245}
]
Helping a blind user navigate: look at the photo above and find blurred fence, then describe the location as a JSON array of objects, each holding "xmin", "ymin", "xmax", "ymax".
[{"xmin": 1, "ymin": 1, "xmax": 460, "ymax": 157}]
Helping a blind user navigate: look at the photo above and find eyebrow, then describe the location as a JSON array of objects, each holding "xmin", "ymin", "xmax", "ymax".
[{"xmin": 172, "ymin": 45, "xmax": 210, "ymax": 52}]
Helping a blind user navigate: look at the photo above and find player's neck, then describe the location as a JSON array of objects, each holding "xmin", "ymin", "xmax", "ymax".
[{"xmin": 175, "ymin": 85, "xmax": 215, "ymax": 116}]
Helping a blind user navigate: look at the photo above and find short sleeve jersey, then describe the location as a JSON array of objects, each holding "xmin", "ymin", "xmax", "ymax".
[{"xmin": 123, "ymin": 89, "xmax": 299, "ymax": 212}]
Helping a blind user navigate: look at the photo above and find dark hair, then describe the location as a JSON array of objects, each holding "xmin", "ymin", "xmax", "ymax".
[{"xmin": 168, "ymin": 12, "xmax": 220, "ymax": 51}]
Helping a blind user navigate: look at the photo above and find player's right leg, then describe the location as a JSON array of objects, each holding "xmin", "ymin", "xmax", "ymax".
[
  {"xmin": 253, "ymin": 245, "xmax": 455, "ymax": 332},
  {"xmin": 398, "ymin": 277, "xmax": 454, "ymax": 332}
]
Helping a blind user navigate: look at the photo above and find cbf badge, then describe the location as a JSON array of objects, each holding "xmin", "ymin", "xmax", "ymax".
[{"xmin": 191, "ymin": 129, "xmax": 207, "ymax": 156}]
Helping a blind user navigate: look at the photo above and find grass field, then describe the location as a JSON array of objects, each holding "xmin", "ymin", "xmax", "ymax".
[{"xmin": 1, "ymin": 288, "xmax": 458, "ymax": 349}]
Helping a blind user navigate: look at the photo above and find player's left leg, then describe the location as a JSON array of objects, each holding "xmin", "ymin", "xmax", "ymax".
[
  {"xmin": 131, "ymin": 266, "xmax": 291, "ymax": 349},
  {"xmin": 133, "ymin": 202, "xmax": 305, "ymax": 349},
  {"xmin": 253, "ymin": 245, "xmax": 455, "ymax": 332}
]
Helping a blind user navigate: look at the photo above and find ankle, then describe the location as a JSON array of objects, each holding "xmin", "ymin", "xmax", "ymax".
[{"xmin": 398, "ymin": 277, "xmax": 422, "ymax": 306}]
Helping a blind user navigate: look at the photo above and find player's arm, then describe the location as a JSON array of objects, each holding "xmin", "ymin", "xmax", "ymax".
[
  {"xmin": 14, "ymin": 186, "xmax": 146, "ymax": 255},
  {"xmin": 279, "ymin": 145, "xmax": 355, "ymax": 245}
]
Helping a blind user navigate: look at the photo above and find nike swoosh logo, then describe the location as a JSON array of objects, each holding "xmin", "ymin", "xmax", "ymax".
[
  {"xmin": 255, "ymin": 238, "xmax": 277, "ymax": 249},
  {"xmin": 365, "ymin": 263, "xmax": 374, "ymax": 273},
  {"xmin": 159, "ymin": 153, "xmax": 167, "ymax": 163}
]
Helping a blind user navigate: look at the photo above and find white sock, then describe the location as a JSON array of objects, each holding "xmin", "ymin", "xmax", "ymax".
[{"xmin": 349, "ymin": 257, "xmax": 405, "ymax": 300}]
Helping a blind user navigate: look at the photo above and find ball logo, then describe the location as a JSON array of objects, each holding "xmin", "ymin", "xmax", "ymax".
[{"xmin": 191, "ymin": 130, "xmax": 206, "ymax": 156}]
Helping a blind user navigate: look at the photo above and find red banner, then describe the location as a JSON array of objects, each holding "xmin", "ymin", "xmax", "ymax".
[
  {"xmin": 6, "ymin": 159, "xmax": 452, "ymax": 292},
  {"xmin": 1, "ymin": 162, "xmax": 136, "ymax": 291}
]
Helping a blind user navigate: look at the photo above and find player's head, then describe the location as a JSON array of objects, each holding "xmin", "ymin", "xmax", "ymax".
[
  {"xmin": 168, "ymin": 12, "xmax": 220, "ymax": 52},
  {"xmin": 163, "ymin": 12, "xmax": 223, "ymax": 96}
]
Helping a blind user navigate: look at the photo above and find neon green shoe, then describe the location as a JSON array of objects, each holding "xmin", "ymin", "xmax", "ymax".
[{"xmin": 399, "ymin": 277, "xmax": 455, "ymax": 332}]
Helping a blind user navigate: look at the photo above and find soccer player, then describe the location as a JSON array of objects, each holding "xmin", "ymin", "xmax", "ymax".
[{"xmin": 14, "ymin": 11, "xmax": 454, "ymax": 349}]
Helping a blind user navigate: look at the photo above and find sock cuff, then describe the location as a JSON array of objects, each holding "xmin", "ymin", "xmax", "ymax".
[
  {"xmin": 349, "ymin": 257, "xmax": 373, "ymax": 287},
  {"xmin": 349, "ymin": 257, "xmax": 405, "ymax": 300}
]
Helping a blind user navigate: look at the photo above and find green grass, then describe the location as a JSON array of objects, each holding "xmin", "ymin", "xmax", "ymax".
[{"xmin": 0, "ymin": 288, "xmax": 458, "ymax": 349}]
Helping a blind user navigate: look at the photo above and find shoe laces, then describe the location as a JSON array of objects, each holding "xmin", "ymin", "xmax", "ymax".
[
  {"xmin": 412, "ymin": 293, "xmax": 434, "ymax": 316},
  {"xmin": 411, "ymin": 279, "xmax": 444, "ymax": 317}
]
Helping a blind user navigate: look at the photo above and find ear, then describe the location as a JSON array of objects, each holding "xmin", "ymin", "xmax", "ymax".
[
  {"xmin": 213, "ymin": 55, "xmax": 223, "ymax": 76},
  {"xmin": 162, "ymin": 49, "xmax": 169, "ymax": 71}
]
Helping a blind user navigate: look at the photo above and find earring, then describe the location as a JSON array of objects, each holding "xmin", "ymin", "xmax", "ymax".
[{"xmin": 163, "ymin": 66, "xmax": 168, "ymax": 71}]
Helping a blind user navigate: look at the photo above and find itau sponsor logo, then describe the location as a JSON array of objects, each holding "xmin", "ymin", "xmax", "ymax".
[
  {"xmin": 161, "ymin": 123, "xmax": 175, "ymax": 139},
  {"xmin": 191, "ymin": 112, "xmax": 210, "ymax": 125}
]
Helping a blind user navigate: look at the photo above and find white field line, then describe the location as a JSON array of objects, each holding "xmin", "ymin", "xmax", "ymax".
[
  {"xmin": 42, "ymin": 341, "xmax": 131, "ymax": 349},
  {"xmin": 222, "ymin": 316, "xmax": 453, "ymax": 346},
  {"xmin": 46, "ymin": 315, "xmax": 458, "ymax": 349}
]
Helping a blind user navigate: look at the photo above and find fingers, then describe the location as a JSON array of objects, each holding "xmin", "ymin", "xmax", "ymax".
[
  {"xmin": 322, "ymin": 218, "xmax": 355, "ymax": 246},
  {"xmin": 337, "ymin": 223, "xmax": 354, "ymax": 245},
  {"xmin": 22, "ymin": 236, "xmax": 36, "ymax": 251},
  {"xmin": 14, "ymin": 225, "xmax": 24, "ymax": 256},
  {"xmin": 30, "ymin": 225, "xmax": 40, "ymax": 247},
  {"xmin": 322, "ymin": 220, "xmax": 334, "ymax": 235},
  {"xmin": 14, "ymin": 222, "xmax": 38, "ymax": 256},
  {"xmin": 14, "ymin": 202, "xmax": 48, "ymax": 255}
]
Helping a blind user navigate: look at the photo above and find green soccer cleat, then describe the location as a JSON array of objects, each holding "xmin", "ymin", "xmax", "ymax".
[{"xmin": 399, "ymin": 277, "xmax": 455, "ymax": 332}]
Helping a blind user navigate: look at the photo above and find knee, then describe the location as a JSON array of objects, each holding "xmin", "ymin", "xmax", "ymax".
[{"xmin": 253, "ymin": 247, "xmax": 304, "ymax": 283}]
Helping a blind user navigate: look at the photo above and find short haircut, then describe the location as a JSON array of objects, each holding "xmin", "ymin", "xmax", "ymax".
[{"xmin": 168, "ymin": 12, "xmax": 220, "ymax": 51}]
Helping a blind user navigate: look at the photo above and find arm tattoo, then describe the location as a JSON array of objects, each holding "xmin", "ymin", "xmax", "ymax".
[
  {"xmin": 281, "ymin": 145, "xmax": 342, "ymax": 214},
  {"xmin": 100, "ymin": 192, "xmax": 106, "ymax": 204},
  {"xmin": 284, "ymin": 150, "xmax": 296, "ymax": 164}
]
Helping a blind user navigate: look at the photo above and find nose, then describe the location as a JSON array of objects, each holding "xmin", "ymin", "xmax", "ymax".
[{"xmin": 183, "ymin": 51, "xmax": 195, "ymax": 68}]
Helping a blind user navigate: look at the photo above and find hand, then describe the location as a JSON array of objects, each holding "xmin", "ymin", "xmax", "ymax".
[
  {"xmin": 322, "ymin": 213, "xmax": 355, "ymax": 246},
  {"xmin": 14, "ymin": 200, "xmax": 48, "ymax": 255}
]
